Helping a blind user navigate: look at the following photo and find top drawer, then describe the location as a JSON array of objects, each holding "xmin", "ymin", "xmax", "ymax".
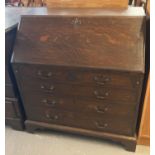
[{"xmin": 14, "ymin": 65, "xmax": 143, "ymax": 90}]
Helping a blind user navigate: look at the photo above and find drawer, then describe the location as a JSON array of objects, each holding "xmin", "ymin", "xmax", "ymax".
[
  {"xmin": 5, "ymin": 98, "xmax": 21, "ymax": 118},
  {"xmin": 26, "ymin": 107, "xmax": 134, "ymax": 136},
  {"xmin": 23, "ymin": 92, "xmax": 136, "ymax": 117},
  {"xmin": 21, "ymin": 81, "xmax": 137, "ymax": 104},
  {"xmin": 15, "ymin": 65, "xmax": 143, "ymax": 90},
  {"xmin": 5, "ymin": 84, "xmax": 15, "ymax": 98}
]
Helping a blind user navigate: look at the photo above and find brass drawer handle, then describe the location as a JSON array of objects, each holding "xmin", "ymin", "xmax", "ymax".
[
  {"xmin": 95, "ymin": 106, "xmax": 108, "ymax": 114},
  {"xmin": 42, "ymin": 99, "xmax": 57, "ymax": 106},
  {"xmin": 46, "ymin": 113, "xmax": 59, "ymax": 120},
  {"xmin": 94, "ymin": 90, "xmax": 109, "ymax": 99},
  {"xmin": 37, "ymin": 70, "xmax": 52, "ymax": 79},
  {"xmin": 40, "ymin": 85, "xmax": 55, "ymax": 92},
  {"xmin": 94, "ymin": 76, "xmax": 110, "ymax": 85},
  {"xmin": 95, "ymin": 122, "xmax": 108, "ymax": 129}
]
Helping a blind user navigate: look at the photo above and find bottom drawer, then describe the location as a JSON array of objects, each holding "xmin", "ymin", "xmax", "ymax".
[
  {"xmin": 5, "ymin": 98, "xmax": 21, "ymax": 118},
  {"xmin": 26, "ymin": 107, "xmax": 134, "ymax": 136}
]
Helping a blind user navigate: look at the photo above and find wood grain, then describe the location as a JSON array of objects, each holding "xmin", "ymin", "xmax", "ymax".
[
  {"xmin": 16, "ymin": 64, "xmax": 143, "ymax": 90},
  {"xmin": 12, "ymin": 10, "xmax": 145, "ymax": 72},
  {"xmin": 46, "ymin": 0, "xmax": 128, "ymax": 9}
]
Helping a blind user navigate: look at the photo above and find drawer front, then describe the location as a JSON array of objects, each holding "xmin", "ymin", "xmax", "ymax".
[
  {"xmin": 26, "ymin": 107, "xmax": 134, "ymax": 136},
  {"xmin": 5, "ymin": 98, "xmax": 21, "ymax": 118},
  {"xmin": 23, "ymin": 92, "xmax": 136, "ymax": 117},
  {"xmin": 15, "ymin": 65, "xmax": 143, "ymax": 90},
  {"xmin": 5, "ymin": 84, "xmax": 15, "ymax": 98},
  {"xmin": 21, "ymin": 80, "xmax": 136, "ymax": 104}
]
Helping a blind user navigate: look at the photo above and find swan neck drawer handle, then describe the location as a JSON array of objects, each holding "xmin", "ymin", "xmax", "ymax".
[
  {"xmin": 37, "ymin": 70, "xmax": 52, "ymax": 79},
  {"xmin": 94, "ymin": 91, "xmax": 109, "ymax": 100},
  {"xmin": 42, "ymin": 99, "xmax": 57, "ymax": 106},
  {"xmin": 94, "ymin": 76, "xmax": 110, "ymax": 85},
  {"xmin": 40, "ymin": 85, "xmax": 55, "ymax": 92},
  {"xmin": 95, "ymin": 106, "xmax": 108, "ymax": 114},
  {"xmin": 95, "ymin": 122, "xmax": 108, "ymax": 129},
  {"xmin": 46, "ymin": 114, "xmax": 59, "ymax": 120}
]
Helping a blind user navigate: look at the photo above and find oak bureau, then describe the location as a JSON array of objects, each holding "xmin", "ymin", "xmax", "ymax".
[{"xmin": 11, "ymin": 7, "xmax": 145, "ymax": 151}]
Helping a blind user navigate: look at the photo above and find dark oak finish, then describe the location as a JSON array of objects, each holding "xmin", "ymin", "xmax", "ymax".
[
  {"xmin": 13, "ymin": 15, "xmax": 145, "ymax": 72},
  {"xmin": 15, "ymin": 64, "xmax": 143, "ymax": 89},
  {"xmin": 12, "ymin": 7, "xmax": 145, "ymax": 152},
  {"xmin": 23, "ymin": 92, "xmax": 137, "ymax": 115},
  {"xmin": 26, "ymin": 107, "xmax": 135, "ymax": 136},
  {"xmin": 20, "ymin": 81, "xmax": 137, "ymax": 102}
]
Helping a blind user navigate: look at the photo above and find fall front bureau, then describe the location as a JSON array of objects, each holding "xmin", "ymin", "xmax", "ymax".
[{"xmin": 11, "ymin": 7, "xmax": 145, "ymax": 152}]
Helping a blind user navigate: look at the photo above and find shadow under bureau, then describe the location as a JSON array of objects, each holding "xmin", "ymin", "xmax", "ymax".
[{"xmin": 11, "ymin": 7, "xmax": 145, "ymax": 152}]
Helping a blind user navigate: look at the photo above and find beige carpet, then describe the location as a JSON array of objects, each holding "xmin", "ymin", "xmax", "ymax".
[{"xmin": 6, "ymin": 127, "xmax": 150, "ymax": 155}]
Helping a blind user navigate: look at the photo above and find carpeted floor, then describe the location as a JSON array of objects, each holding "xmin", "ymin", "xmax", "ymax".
[{"xmin": 6, "ymin": 127, "xmax": 150, "ymax": 155}]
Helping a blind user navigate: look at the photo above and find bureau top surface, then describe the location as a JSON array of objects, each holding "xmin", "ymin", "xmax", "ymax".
[{"xmin": 12, "ymin": 7, "xmax": 145, "ymax": 73}]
